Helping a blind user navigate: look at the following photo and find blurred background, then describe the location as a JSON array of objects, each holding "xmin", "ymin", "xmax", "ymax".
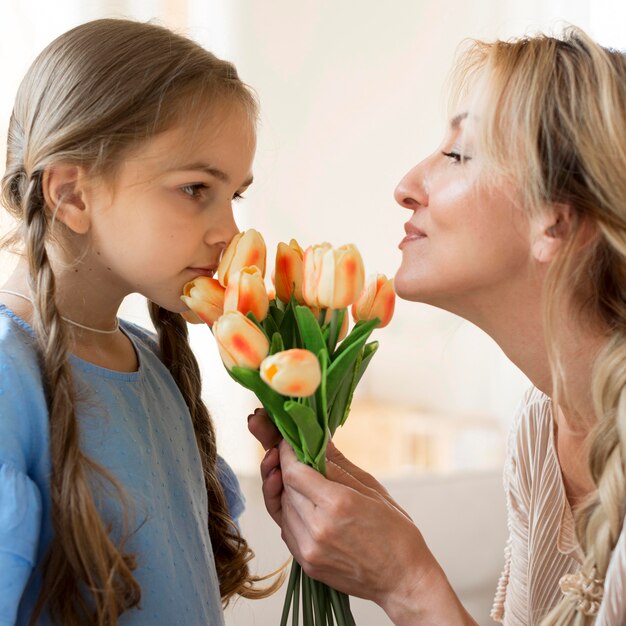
[{"xmin": 1, "ymin": 1, "xmax": 624, "ymax": 624}]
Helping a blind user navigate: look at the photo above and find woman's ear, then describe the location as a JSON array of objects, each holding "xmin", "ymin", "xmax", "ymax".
[
  {"xmin": 531, "ymin": 203, "xmax": 576, "ymax": 264},
  {"xmin": 42, "ymin": 164, "xmax": 91, "ymax": 234}
]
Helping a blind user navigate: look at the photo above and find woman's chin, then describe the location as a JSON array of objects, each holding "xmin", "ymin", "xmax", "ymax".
[{"xmin": 393, "ymin": 271, "xmax": 426, "ymax": 302}]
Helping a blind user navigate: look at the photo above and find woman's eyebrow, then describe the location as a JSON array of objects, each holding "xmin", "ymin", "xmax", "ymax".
[{"xmin": 450, "ymin": 112, "xmax": 469, "ymax": 129}]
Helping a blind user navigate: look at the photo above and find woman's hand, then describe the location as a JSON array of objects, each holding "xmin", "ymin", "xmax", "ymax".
[{"xmin": 247, "ymin": 408, "xmax": 477, "ymax": 625}]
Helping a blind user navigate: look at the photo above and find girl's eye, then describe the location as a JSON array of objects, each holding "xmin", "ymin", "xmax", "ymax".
[
  {"xmin": 442, "ymin": 151, "xmax": 472, "ymax": 164},
  {"xmin": 233, "ymin": 192, "xmax": 245, "ymax": 202},
  {"xmin": 181, "ymin": 183, "xmax": 208, "ymax": 199}
]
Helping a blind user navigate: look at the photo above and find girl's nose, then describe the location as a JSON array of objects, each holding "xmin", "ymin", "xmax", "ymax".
[
  {"xmin": 208, "ymin": 205, "xmax": 239, "ymax": 250},
  {"xmin": 394, "ymin": 160, "xmax": 429, "ymax": 210}
]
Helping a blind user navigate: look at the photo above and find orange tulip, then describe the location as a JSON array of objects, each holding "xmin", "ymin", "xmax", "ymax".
[
  {"xmin": 260, "ymin": 349, "xmax": 321, "ymax": 397},
  {"xmin": 275, "ymin": 239, "xmax": 305, "ymax": 304},
  {"xmin": 180, "ymin": 276, "xmax": 225, "ymax": 327},
  {"xmin": 213, "ymin": 311, "xmax": 270, "ymax": 370},
  {"xmin": 351, "ymin": 274, "xmax": 396, "ymax": 328},
  {"xmin": 180, "ymin": 309, "xmax": 204, "ymax": 324},
  {"xmin": 224, "ymin": 266, "xmax": 270, "ymax": 321},
  {"xmin": 217, "ymin": 229, "xmax": 266, "ymax": 287},
  {"xmin": 303, "ymin": 243, "xmax": 365, "ymax": 309}
]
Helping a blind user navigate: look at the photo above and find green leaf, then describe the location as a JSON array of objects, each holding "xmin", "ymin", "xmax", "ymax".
[
  {"xmin": 263, "ymin": 313, "xmax": 280, "ymax": 340},
  {"xmin": 279, "ymin": 299, "xmax": 299, "ymax": 349},
  {"xmin": 326, "ymin": 333, "xmax": 371, "ymax": 407},
  {"xmin": 269, "ymin": 301, "xmax": 285, "ymax": 323},
  {"xmin": 327, "ymin": 371, "xmax": 353, "ymax": 435},
  {"xmin": 284, "ymin": 401, "xmax": 324, "ymax": 462},
  {"xmin": 326, "ymin": 308, "xmax": 346, "ymax": 355},
  {"xmin": 229, "ymin": 367, "xmax": 303, "ymax": 458},
  {"xmin": 269, "ymin": 331, "xmax": 284, "ymax": 355},
  {"xmin": 294, "ymin": 305, "xmax": 326, "ymax": 357},
  {"xmin": 338, "ymin": 341, "xmax": 378, "ymax": 428},
  {"xmin": 332, "ymin": 318, "xmax": 379, "ymax": 359}
]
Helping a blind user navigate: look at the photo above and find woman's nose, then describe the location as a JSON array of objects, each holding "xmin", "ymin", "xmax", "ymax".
[{"xmin": 394, "ymin": 160, "xmax": 428, "ymax": 210}]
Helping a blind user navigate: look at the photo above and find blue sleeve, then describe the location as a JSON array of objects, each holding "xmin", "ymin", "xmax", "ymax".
[
  {"xmin": 216, "ymin": 456, "xmax": 245, "ymax": 525},
  {"xmin": 0, "ymin": 464, "xmax": 41, "ymax": 626},
  {"xmin": 0, "ymin": 317, "xmax": 47, "ymax": 625}
]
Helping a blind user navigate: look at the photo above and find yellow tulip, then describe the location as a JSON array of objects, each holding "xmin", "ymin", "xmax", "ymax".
[
  {"xmin": 303, "ymin": 243, "xmax": 365, "ymax": 309},
  {"xmin": 351, "ymin": 274, "xmax": 396, "ymax": 328},
  {"xmin": 275, "ymin": 239, "xmax": 305, "ymax": 304},
  {"xmin": 260, "ymin": 349, "xmax": 321, "ymax": 397},
  {"xmin": 180, "ymin": 276, "xmax": 225, "ymax": 327},
  {"xmin": 217, "ymin": 229, "xmax": 266, "ymax": 287},
  {"xmin": 224, "ymin": 266, "xmax": 270, "ymax": 321},
  {"xmin": 213, "ymin": 311, "xmax": 270, "ymax": 370}
]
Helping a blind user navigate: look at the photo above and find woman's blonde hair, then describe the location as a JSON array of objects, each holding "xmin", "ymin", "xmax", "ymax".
[
  {"xmin": 1, "ymin": 18, "xmax": 278, "ymax": 626},
  {"xmin": 452, "ymin": 28, "xmax": 626, "ymax": 624}
]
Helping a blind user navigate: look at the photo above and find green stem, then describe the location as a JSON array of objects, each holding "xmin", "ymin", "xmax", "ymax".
[
  {"xmin": 311, "ymin": 578, "xmax": 326, "ymax": 625},
  {"xmin": 329, "ymin": 588, "xmax": 348, "ymax": 626},
  {"xmin": 293, "ymin": 563, "xmax": 301, "ymax": 626},
  {"xmin": 325, "ymin": 585, "xmax": 335, "ymax": 626},
  {"xmin": 302, "ymin": 572, "xmax": 314, "ymax": 625},
  {"xmin": 281, "ymin": 560, "xmax": 298, "ymax": 626}
]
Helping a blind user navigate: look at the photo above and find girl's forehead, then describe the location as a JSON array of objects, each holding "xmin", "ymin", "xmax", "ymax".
[{"xmin": 128, "ymin": 108, "xmax": 256, "ymax": 165}]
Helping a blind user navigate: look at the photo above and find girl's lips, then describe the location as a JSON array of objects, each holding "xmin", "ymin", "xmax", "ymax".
[{"xmin": 189, "ymin": 267, "xmax": 216, "ymax": 277}]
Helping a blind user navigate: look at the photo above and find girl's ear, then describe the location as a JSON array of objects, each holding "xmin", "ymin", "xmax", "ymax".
[
  {"xmin": 530, "ymin": 203, "xmax": 576, "ymax": 264},
  {"xmin": 42, "ymin": 164, "xmax": 91, "ymax": 234}
]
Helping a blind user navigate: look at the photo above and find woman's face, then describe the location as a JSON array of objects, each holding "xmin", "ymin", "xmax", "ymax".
[{"xmin": 393, "ymin": 105, "xmax": 534, "ymax": 316}]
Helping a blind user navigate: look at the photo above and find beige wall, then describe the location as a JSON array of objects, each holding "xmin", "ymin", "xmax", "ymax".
[{"xmin": 1, "ymin": 1, "xmax": 624, "ymax": 475}]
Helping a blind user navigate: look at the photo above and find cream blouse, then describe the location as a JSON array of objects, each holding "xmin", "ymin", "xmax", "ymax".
[{"xmin": 490, "ymin": 387, "xmax": 626, "ymax": 625}]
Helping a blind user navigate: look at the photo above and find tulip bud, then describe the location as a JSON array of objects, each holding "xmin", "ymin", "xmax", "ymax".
[
  {"xmin": 180, "ymin": 309, "xmax": 204, "ymax": 324},
  {"xmin": 302, "ymin": 243, "xmax": 332, "ymax": 307},
  {"xmin": 213, "ymin": 311, "xmax": 270, "ymax": 370},
  {"xmin": 275, "ymin": 239, "xmax": 305, "ymax": 304},
  {"xmin": 351, "ymin": 274, "xmax": 396, "ymax": 328},
  {"xmin": 303, "ymin": 243, "xmax": 365, "ymax": 309},
  {"xmin": 260, "ymin": 349, "xmax": 321, "ymax": 397},
  {"xmin": 224, "ymin": 266, "xmax": 270, "ymax": 321},
  {"xmin": 180, "ymin": 276, "xmax": 225, "ymax": 327},
  {"xmin": 218, "ymin": 229, "xmax": 267, "ymax": 287}
]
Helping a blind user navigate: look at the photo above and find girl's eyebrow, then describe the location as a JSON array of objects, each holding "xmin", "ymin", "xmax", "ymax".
[
  {"xmin": 450, "ymin": 112, "xmax": 469, "ymax": 129},
  {"xmin": 172, "ymin": 162, "xmax": 253, "ymax": 187}
]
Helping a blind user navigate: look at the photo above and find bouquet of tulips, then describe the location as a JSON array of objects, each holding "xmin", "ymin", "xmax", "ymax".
[{"xmin": 181, "ymin": 229, "xmax": 395, "ymax": 626}]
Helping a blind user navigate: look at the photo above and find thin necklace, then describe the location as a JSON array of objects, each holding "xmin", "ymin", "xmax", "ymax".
[{"xmin": 0, "ymin": 289, "xmax": 120, "ymax": 335}]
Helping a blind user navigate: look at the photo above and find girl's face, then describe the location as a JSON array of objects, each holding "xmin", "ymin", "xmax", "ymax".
[
  {"xmin": 84, "ymin": 104, "xmax": 255, "ymax": 312},
  {"xmin": 393, "ymin": 107, "xmax": 533, "ymax": 317}
]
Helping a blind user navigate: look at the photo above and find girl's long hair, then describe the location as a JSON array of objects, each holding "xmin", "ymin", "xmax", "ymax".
[
  {"xmin": 1, "ymin": 18, "xmax": 278, "ymax": 626},
  {"xmin": 452, "ymin": 28, "xmax": 626, "ymax": 625}
]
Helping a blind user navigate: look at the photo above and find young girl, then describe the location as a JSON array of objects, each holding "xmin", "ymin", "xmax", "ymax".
[
  {"xmin": 249, "ymin": 28, "xmax": 626, "ymax": 625},
  {"xmin": 0, "ymin": 18, "xmax": 275, "ymax": 626}
]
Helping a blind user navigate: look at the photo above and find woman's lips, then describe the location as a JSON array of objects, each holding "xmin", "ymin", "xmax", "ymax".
[{"xmin": 399, "ymin": 223, "xmax": 427, "ymax": 249}]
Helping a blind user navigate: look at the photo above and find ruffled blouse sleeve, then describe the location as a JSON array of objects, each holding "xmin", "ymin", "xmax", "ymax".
[{"xmin": 0, "ymin": 463, "xmax": 42, "ymax": 626}]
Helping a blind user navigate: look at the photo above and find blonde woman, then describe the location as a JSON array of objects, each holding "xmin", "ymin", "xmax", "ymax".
[
  {"xmin": 249, "ymin": 28, "xmax": 626, "ymax": 624},
  {"xmin": 0, "ymin": 18, "xmax": 278, "ymax": 626}
]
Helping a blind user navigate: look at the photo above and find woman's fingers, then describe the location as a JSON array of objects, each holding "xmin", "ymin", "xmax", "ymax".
[{"xmin": 247, "ymin": 407, "xmax": 282, "ymax": 450}]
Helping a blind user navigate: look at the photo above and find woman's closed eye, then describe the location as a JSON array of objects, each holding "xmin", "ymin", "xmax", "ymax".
[{"xmin": 442, "ymin": 151, "xmax": 472, "ymax": 164}]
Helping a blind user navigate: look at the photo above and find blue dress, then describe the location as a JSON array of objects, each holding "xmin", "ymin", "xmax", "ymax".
[{"xmin": 0, "ymin": 304, "xmax": 244, "ymax": 626}]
